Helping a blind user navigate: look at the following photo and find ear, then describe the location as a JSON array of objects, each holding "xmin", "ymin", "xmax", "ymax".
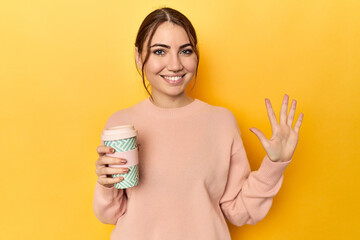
[{"xmin": 135, "ymin": 47, "xmax": 143, "ymax": 70}]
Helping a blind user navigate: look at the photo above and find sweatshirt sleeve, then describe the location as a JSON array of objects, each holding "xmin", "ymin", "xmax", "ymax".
[
  {"xmin": 93, "ymin": 182, "xmax": 127, "ymax": 225},
  {"xmin": 219, "ymin": 124, "xmax": 291, "ymax": 226}
]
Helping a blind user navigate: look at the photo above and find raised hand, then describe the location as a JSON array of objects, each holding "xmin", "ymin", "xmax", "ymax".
[{"xmin": 250, "ymin": 94, "xmax": 304, "ymax": 162}]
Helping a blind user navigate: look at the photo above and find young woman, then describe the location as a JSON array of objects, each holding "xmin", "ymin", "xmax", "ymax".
[{"xmin": 93, "ymin": 7, "xmax": 303, "ymax": 240}]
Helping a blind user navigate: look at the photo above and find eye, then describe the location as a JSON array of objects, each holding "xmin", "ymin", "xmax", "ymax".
[
  {"xmin": 180, "ymin": 48, "xmax": 193, "ymax": 55},
  {"xmin": 153, "ymin": 49, "xmax": 165, "ymax": 55}
]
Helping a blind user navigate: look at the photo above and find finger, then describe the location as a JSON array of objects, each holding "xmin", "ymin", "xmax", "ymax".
[
  {"xmin": 97, "ymin": 145, "xmax": 115, "ymax": 156},
  {"xmin": 279, "ymin": 94, "xmax": 289, "ymax": 124},
  {"xmin": 250, "ymin": 127, "xmax": 269, "ymax": 149},
  {"xmin": 96, "ymin": 156, "xmax": 127, "ymax": 167},
  {"xmin": 294, "ymin": 113, "xmax": 304, "ymax": 133},
  {"xmin": 287, "ymin": 99, "xmax": 297, "ymax": 126},
  {"xmin": 265, "ymin": 98, "xmax": 278, "ymax": 132},
  {"xmin": 96, "ymin": 167, "xmax": 129, "ymax": 176},
  {"xmin": 98, "ymin": 176, "xmax": 124, "ymax": 186}
]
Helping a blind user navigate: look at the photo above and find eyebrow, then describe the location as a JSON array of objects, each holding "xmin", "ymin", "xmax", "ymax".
[{"xmin": 150, "ymin": 43, "xmax": 192, "ymax": 49}]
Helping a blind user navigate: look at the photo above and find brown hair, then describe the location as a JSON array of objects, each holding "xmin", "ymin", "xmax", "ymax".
[{"xmin": 135, "ymin": 7, "xmax": 199, "ymax": 98}]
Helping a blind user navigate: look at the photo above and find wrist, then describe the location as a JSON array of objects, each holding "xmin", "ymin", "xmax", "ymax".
[{"xmin": 268, "ymin": 155, "xmax": 291, "ymax": 163}]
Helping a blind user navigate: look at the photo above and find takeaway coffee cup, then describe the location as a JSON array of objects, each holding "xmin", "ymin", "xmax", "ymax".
[{"xmin": 101, "ymin": 125, "xmax": 139, "ymax": 189}]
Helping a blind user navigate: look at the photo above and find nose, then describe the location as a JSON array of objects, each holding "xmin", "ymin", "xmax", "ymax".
[{"xmin": 167, "ymin": 53, "xmax": 183, "ymax": 72}]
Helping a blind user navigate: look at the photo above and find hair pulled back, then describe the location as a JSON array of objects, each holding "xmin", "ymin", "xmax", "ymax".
[{"xmin": 135, "ymin": 7, "xmax": 199, "ymax": 98}]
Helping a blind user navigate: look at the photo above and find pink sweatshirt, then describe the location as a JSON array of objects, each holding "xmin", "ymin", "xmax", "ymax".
[{"xmin": 93, "ymin": 98, "xmax": 291, "ymax": 240}]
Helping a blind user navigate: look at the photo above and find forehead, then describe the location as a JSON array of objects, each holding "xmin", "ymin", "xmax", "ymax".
[{"xmin": 150, "ymin": 22, "xmax": 190, "ymax": 45}]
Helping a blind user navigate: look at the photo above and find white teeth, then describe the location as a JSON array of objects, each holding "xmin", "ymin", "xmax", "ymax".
[{"xmin": 164, "ymin": 76, "xmax": 182, "ymax": 81}]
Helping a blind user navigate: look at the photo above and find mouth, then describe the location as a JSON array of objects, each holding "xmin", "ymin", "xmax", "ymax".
[{"xmin": 161, "ymin": 74, "xmax": 186, "ymax": 85}]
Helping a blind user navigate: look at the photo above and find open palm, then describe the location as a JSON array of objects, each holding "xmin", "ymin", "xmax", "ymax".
[{"xmin": 250, "ymin": 94, "xmax": 304, "ymax": 162}]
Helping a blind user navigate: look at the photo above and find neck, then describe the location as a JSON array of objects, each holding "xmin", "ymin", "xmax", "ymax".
[{"xmin": 150, "ymin": 94, "xmax": 194, "ymax": 108}]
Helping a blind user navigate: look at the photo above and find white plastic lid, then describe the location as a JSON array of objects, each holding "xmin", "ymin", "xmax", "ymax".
[{"xmin": 101, "ymin": 125, "xmax": 137, "ymax": 141}]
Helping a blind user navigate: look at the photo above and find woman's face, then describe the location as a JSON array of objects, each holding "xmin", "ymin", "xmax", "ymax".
[{"xmin": 137, "ymin": 22, "xmax": 198, "ymax": 100}]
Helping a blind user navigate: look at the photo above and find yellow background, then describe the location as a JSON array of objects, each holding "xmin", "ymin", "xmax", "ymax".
[{"xmin": 1, "ymin": 0, "xmax": 359, "ymax": 239}]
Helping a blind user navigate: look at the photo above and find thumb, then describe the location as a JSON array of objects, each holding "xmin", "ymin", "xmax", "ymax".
[{"xmin": 250, "ymin": 127, "xmax": 269, "ymax": 149}]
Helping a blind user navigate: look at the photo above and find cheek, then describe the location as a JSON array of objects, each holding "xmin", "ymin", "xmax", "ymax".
[
  {"xmin": 183, "ymin": 57, "xmax": 198, "ymax": 72},
  {"xmin": 145, "ymin": 58, "xmax": 166, "ymax": 75}
]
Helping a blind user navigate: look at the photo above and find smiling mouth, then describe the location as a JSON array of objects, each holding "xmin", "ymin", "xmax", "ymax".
[{"xmin": 161, "ymin": 74, "xmax": 186, "ymax": 81}]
